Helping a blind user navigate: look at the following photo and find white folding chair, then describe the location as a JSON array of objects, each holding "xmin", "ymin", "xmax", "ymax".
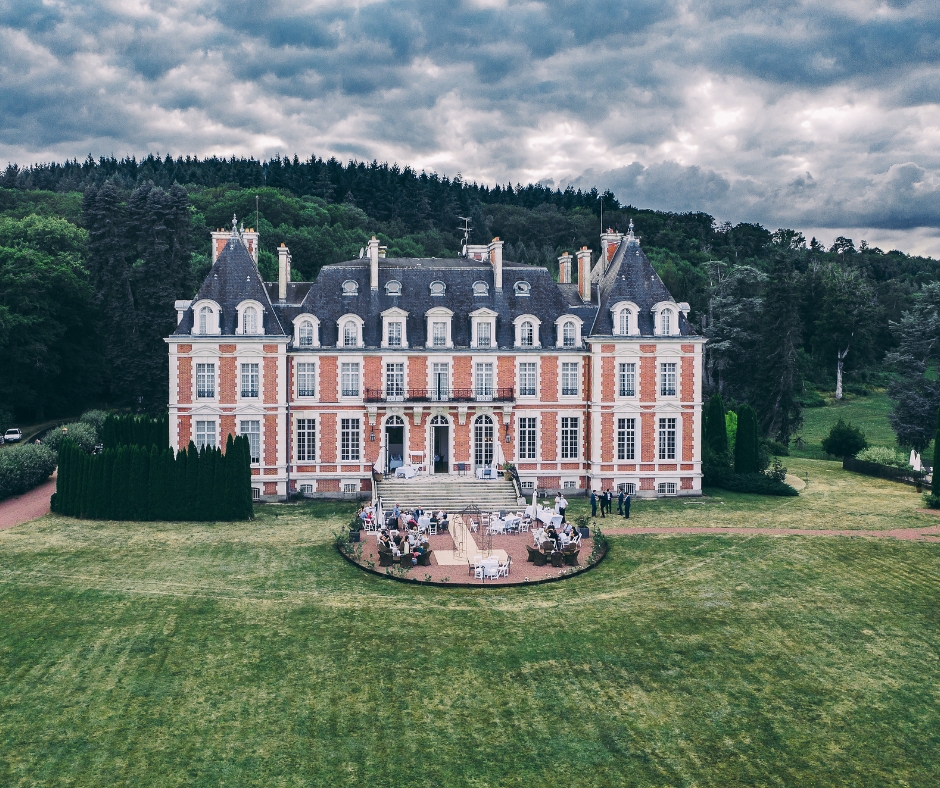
[
  {"xmin": 497, "ymin": 557, "xmax": 511, "ymax": 578},
  {"xmin": 474, "ymin": 563, "xmax": 485, "ymax": 580},
  {"xmin": 429, "ymin": 521, "xmax": 438, "ymax": 535},
  {"xmin": 484, "ymin": 561, "xmax": 500, "ymax": 580}
]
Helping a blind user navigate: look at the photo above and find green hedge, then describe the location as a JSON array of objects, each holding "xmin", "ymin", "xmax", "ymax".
[
  {"xmin": 704, "ymin": 465, "xmax": 798, "ymax": 496},
  {"xmin": 100, "ymin": 413, "xmax": 169, "ymax": 450},
  {"xmin": 51, "ymin": 434, "xmax": 253, "ymax": 521},
  {"xmin": 0, "ymin": 443, "xmax": 57, "ymax": 501}
]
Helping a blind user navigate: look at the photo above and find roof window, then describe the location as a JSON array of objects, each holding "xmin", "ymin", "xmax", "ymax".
[
  {"xmin": 430, "ymin": 281, "xmax": 446, "ymax": 296},
  {"xmin": 385, "ymin": 280, "xmax": 402, "ymax": 296},
  {"xmin": 514, "ymin": 281, "xmax": 531, "ymax": 296},
  {"xmin": 342, "ymin": 280, "xmax": 359, "ymax": 296},
  {"xmin": 472, "ymin": 281, "xmax": 489, "ymax": 296}
]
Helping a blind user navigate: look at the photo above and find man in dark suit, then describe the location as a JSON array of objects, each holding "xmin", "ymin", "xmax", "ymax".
[
  {"xmin": 590, "ymin": 490, "xmax": 597, "ymax": 517},
  {"xmin": 599, "ymin": 489, "xmax": 608, "ymax": 517},
  {"xmin": 617, "ymin": 488, "xmax": 625, "ymax": 515},
  {"xmin": 624, "ymin": 492, "xmax": 632, "ymax": 519}
]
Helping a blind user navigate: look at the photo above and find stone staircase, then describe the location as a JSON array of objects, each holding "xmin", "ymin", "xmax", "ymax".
[{"xmin": 375, "ymin": 474, "xmax": 521, "ymax": 514}]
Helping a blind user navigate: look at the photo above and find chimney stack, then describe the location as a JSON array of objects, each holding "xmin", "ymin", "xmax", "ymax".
[
  {"xmin": 577, "ymin": 247, "xmax": 592, "ymax": 302},
  {"xmin": 558, "ymin": 252, "xmax": 572, "ymax": 284},
  {"xmin": 277, "ymin": 243, "xmax": 291, "ymax": 301},
  {"xmin": 368, "ymin": 236, "xmax": 380, "ymax": 290},
  {"xmin": 488, "ymin": 237, "xmax": 503, "ymax": 291},
  {"xmin": 600, "ymin": 228, "xmax": 624, "ymax": 266}
]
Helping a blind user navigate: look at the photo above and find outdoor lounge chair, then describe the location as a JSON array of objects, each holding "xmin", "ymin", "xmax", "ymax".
[
  {"xmin": 550, "ymin": 551, "xmax": 565, "ymax": 568},
  {"xmin": 417, "ymin": 549, "xmax": 433, "ymax": 567},
  {"xmin": 525, "ymin": 544, "xmax": 540, "ymax": 563},
  {"xmin": 378, "ymin": 547, "xmax": 396, "ymax": 567},
  {"xmin": 563, "ymin": 548, "xmax": 580, "ymax": 566}
]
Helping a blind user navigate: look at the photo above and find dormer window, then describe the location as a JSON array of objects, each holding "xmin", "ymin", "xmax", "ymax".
[
  {"xmin": 473, "ymin": 281, "xmax": 489, "ymax": 296},
  {"xmin": 342, "ymin": 280, "xmax": 359, "ymax": 296},
  {"xmin": 243, "ymin": 307, "xmax": 257, "ymax": 334},
  {"xmin": 562, "ymin": 321, "xmax": 576, "ymax": 347},
  {"xmin": 611, "ymin": 301, "xmax": 639, "ymax": 336},
  {"xmin": 385, "ymin": 280, "xmax": 402, "ymax": 296},
  {"xmin": 425, "ymin": 307, "xmax": 454, "ymax": 348},
  {"xmin": 380, "ymin": 307, "xmax": 409, "ymax": 349},
  {"xmin": 191, "ymin": 300, "xmax": 221, "ymax": 335},
  {"xmin": 235, "ymin": 301, "xmax": 264, "ymax": 336},
  {"xmin": 430, "ymin": 281, "xmax": 446, "ymax": 296},
  {"xmin": 337, "ymin": 314, "xmax": 364, "ymax": 348},
  {"xmin": 513, "ymin": 314, "xmax": 541, "ymax": 348},
  {"xmin": 293, "ymin": 314, "xmax": 319, "ymax": 348},
  {"xmin": 514, "ymin": 281, "xmax": 531, "ymax": 296},
  {"xmin": 653, "ymin": 302, "xmax": 679, "ymax": 336},
  {"xmin": 470, "ymin": 307, "xmax": 498, "ymax": 349},
  {"xmin": 520, "ymin": 321, "xmax": 534, "ymax": 347}
]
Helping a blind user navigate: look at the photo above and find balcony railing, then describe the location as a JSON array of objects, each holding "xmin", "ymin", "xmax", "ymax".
[{"xmin": 364, "ymin": 387, "xmax": 514, "ymax": 403}]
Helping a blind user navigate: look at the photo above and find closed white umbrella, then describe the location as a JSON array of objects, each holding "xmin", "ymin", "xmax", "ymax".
[
  {"xmin": 910, "ymin": 449, "xmax": 917, "ymax": 467},
  {"xmin": 914, "ymin": 453, "xmax": 922, "ymax": 472}
]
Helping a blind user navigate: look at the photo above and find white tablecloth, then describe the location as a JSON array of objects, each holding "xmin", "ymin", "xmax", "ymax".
[{"xmin": 395, "ymin": 465, "xmax": 417, "ymax": 479}]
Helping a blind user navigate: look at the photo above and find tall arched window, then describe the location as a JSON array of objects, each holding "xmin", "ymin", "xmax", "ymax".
[
  {"xmin": 562, "ymin": 321, "xmax": 576, "ymax": 347},
  {"xmin": 474, "ymin": 414, "xmax": 494, "ymax": 468},
  {"xmin": 520, "ymin": 321, "xmax": 534, "ymax": 347},
  {"xmin": 199, "ymin": 305, "xmax": 211, "ymax": 334},
  {"xmin": 343, "ymin": 321, "xmax": 358, "ymax": 347},
  {"xmin": 298, "ymin": 320, "xmax": 314, "ymax": 347},
  {"xmin": 242, "ymin": 306, "xmax": 258, "ymax": 334},
  {"xmin": 619, "ymin": 309, "xmax": 630, "ymax": 335},
  {"xmin": 661, "ymin": 309, "xmax": 672, "ymax": 335}
]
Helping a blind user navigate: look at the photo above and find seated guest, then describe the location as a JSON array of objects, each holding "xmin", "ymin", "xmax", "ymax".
[
  {"xmin": 378, "ymin": 533, "xmax": 391, "ymax": 550},
  {"xmin": 563, "ymin": 522, "xmax": 573, "ymax": 536},
  {"xmin": 414, "ymin": 507, "xmax": 424, "ymax": 518}
]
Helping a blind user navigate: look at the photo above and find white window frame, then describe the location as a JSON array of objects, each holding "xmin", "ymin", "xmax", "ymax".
[
  {"xmin": 470, "ymin": 308, "xmax": 498, "ymax": 349},
  {"xmin": 618, "ymin": 362, "xmax": 636, "ymax": 398},
  {"xmin": 555, "ymin": 315, "xmax": 583, "ymax": 348},
  {"xmin": 560, "ymin": 361, "xmax": 580, "ymax": 397},
  {"xmin": 474, "ymin": 361, "xmax": 494, "ymax": 401},
  {"xmin": 191, "ymin": 300, "xmax": 221, "ymax": 336},
  {"xmin": 340, "ymin": 361, "xmax": 361, "ymax": 398},
  {"xmin": 610, "ymin": 301, "xmax": 639, "ymax": 336},
  {"xmin": 236, "ymin": 300, "xmax": 265, "ymax": 336},
  {"xmin": 617, "ymin": 417, "xmax": 636, "ymax": 461},
  {"xmin": 195, "ymin": 420, "xmax": 217, "ymax": 450},
  {"xmin": 341, "ymin": 418, "xmax": 361, "ymax": 462},
  {"xmin": 381, "ymin": 307, "xmax": 409, "ymax": 349},
  {"xmin": 337, "ymin": 314, "xmax": 364, "ymax": 349},
  {"xmin": 660, "ymin": 362, "xmax": 677, "ymax": 397},
  {"xmin": 430, "ymin": 361, "xmax": 450, "ymax": 401},
  {"xmin": 293, "ymin": 314, "xmax": 320, "ymax": 347},
  {"xmin": 658, "ymin": 417, "xmax": 677, "ymax": 460},
  {"xmin": 195, "ymin": 362, "xmax": 216, "ymax": 399},
  {"xmin": 518, "ymin": 361, "xmax": 537, "ymax": 397},
  {"xmin": 517, "ymin": 416, "xmax": 537, "ymax": 460},
  {"xmin": 240, "ymin": 362, "xmax": 260, "ymax": 399},
  {"xmin": 560, "ymin": 416, "xmax": 579, "ymax": 460},
  {"xmin": 240, "ymin": 419, "xmax": 261, "ymax": 464},
  {"xmin": 385, "ymin": 361, "xmax": 405, "ymax": 401},
  {"xmin": 652, "ymin": 301, "xmax": 679, "ymax": 336},
  {"xmin": 425, "ymin": 307, "xmax": 454, "ymax": 349},
  {"xmin": 658, "ymin": 482, "xmax": 677, "ymax": 496},
  {"xmin": 296, "ymin": 361, "xmax": 316, "ymax": 399},
  {"xmin": 513, "ymin": 315, "xmax": 541, "ymax": 348},
  {"xmin": 296, "ymin": 418, "xmax": 316, "ymax": 462}
]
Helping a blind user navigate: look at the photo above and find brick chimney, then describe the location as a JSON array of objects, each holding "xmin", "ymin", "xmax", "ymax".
[
  {"xmin": 558, "ymin": 252, "xmax": 572, "ymax": 284},
  {"xmin": 600, "ymin": 228, "xmax": 623, "ymax": 266},
  {"xmin": 577, "ymin": 247, "xmax": 592, "ymax": 302},
  {"xmin": 368, "ymin": 236, "xmax": 380, "ymax": 290},
  {"xmin": 277, "ymin": 243, "xmax": 291, "ymax": 301},
  {"xmin": 488, "ymin": 237, "xmax": 503, "ymax": 291}
]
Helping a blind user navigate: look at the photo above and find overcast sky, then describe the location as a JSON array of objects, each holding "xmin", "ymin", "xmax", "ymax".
[{"xmin": 2, "ymin": 0, "xmax": 939, "ymax": 255}]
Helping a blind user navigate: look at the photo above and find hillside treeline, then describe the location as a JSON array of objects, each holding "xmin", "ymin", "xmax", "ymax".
[{"xmin": 1, "ymin": 154, "xmax": 939, "ymax": 446}]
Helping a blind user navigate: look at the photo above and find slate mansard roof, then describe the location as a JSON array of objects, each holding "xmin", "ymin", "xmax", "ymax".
[{"xmin": 173, "ymin": 230, "xmax": 697, "ymax": 343}]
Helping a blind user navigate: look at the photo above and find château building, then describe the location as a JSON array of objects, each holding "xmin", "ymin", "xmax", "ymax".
[{"xmin": 168, "ymin": 219, "xmax": 704, "ymax": 501}]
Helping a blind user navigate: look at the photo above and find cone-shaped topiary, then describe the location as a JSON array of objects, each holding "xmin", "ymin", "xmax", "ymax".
[
  {"xmin": 734, "ymin": 405, "xmax": 760, "ymax": 474},
  {"xmin": 705, "ymin": 393, "xmax": 729, "ymax": 455},
  {"xmin": 932, "ymin": 407, "xmax": 940, "ymax": 498}
]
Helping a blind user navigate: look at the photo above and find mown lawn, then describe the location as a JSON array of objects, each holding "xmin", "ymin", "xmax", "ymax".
[
  {"xmin": 565, "ymin": 457, "xmax": 932, "ymax": 531},
  {"xmin": 1, "ymin": 494, "xmax": 939, "ymax": 786},
  {"xmin": 793, "ymin": 390, "xmax": 902, "ymax": 460}
]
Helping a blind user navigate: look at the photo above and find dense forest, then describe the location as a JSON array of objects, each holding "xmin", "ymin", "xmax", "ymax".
[{"xmin": 1, "ymin": 154, "xmax": 938, "ymax": 447}]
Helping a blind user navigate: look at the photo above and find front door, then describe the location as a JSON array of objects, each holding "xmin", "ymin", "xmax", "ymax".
[
  {"xmin": 386, "ymin": 425, "xmax": 404, "ymax": 474},
  {"xmin": 433, "ymin": 425, "xmax": 449, "ymax": 473}
]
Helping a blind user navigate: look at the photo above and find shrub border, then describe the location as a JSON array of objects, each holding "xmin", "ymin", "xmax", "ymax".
[{"xmin": 336, "ymin": 539, "xmax": 609, "ymax": 589}]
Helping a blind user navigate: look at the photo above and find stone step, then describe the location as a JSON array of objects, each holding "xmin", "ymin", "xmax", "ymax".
[{"xmin": 375, "ymin": 475, "xmax": 520, "ymax": 512}]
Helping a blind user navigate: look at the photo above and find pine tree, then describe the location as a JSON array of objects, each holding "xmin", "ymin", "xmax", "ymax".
[
  {"xmin": 753, "ymin": 252, "xmax": 803, "ymax": 444},
  {"xmin": 734, "ymin": 405, "xmax": 760, "ymax": 474}
]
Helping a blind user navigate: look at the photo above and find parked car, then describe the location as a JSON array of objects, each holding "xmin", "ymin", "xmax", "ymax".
[{"xmin": 3, "ymin": 428, "xmax": 23, "ymax": 443}]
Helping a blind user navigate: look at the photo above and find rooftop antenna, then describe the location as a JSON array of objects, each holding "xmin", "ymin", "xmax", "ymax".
[
  {"xmin": 255, "ymin": 195, "xmax": 259, "ymax": 232},
  {"xmin": 458, "ymin": 216, "xmax": 472, "ymax": 256}
]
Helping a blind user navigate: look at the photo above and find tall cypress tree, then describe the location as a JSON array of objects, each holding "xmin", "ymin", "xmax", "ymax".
[
  {"xmin": 223, "ymin": 434, "xmax": 237, "ymax": 520},
  {"xmin": 932, "ymin": 407, "xmax": 940, "ymax": 499},
  {"xmin": 173, "ymin": 448, "xmax": 187, "ymax": 521},
  {"xmin": 754, "ymin": 251, "xmax": 803, "ymax": 444},
  {"xmin": 186, "ymin": 443, "xmax": 200, "ymax": 520},
  {"xmin": 112, "ymin": 446, "xmax": 128, "ymax": 519},
  {"xmin": 212, "ymin": 447, "xmax": 226, "ymax": 521},
  {"xmin": 705, "ymin": 393, "xmax": 729, "ymax": 455},
  {"xmin": 734, "ymin": 405, "xmax": 760, "ymax": 474},
  {"xmin": 196, "ymin": 446, "xmax": 214, "ymax": 521}
]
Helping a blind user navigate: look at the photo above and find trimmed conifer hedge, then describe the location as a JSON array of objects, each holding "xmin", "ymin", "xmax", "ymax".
[
  {"xmin": 100, "ymin": 413, "xmax": 169, "ymax": 450},
  {"xmin": 51, "ymin": 434, "xmax": 253, "ymax": 521}
]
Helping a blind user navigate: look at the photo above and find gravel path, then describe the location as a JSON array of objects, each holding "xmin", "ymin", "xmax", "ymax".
[
  {"xmin": 0, "ymin": 476, "xmax": 55, "ymax": 531},
  {"xmin": 603, "ymin": 522, "xmax": 940, "ymax": 542}
]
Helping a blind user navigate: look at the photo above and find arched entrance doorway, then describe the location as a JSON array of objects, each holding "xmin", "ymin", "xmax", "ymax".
[
  {"xmin": 474, "ymin": 414, "xmax": 494, "ymax": 469},
  {"xmin": 385, "ymin": 415, "xmax": 405, "ymax": 474},
  {"xmin": 430, "ymin": 415, "xmax": 449, "ymax": 474}
]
